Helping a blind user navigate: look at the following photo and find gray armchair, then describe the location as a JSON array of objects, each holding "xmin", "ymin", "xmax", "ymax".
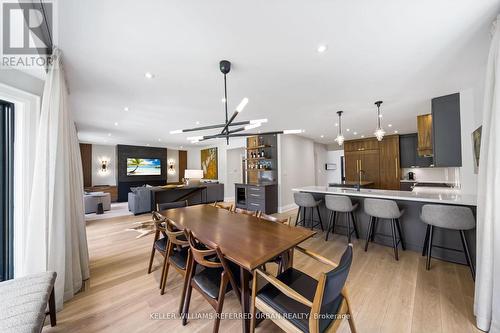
[{"xmin": 128, "ymin": 187, "xmax": 153, "ymax": 215}]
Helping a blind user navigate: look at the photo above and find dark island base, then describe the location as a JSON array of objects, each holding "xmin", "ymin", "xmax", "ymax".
[{"xmin": 304, "ymin": 193, "xmax": 476, "ymax": 266}]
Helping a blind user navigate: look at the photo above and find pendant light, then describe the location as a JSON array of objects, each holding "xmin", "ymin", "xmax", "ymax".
[
  {"xmin": 374, "ymin": 101, "xmax": 385, "ymax": 141},
  {"xmin": 335, "ymin": 111, "xmax": 345, "ymax": 146}
]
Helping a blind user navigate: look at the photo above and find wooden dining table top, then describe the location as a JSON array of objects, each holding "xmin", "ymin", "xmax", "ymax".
[{"xmin": 159, "ymin": 205, "xmax": 316, "ymax": 271}]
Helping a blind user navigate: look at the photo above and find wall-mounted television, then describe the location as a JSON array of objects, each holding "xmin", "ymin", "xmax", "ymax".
[{"xmin": 127, "ymin": 158, "xmax": 161, "ymax": 176}]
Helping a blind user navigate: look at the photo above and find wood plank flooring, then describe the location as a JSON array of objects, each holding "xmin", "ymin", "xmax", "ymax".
[{"xmin": 43, "ymin": 209, "xmax": 479, "ymax": 333}]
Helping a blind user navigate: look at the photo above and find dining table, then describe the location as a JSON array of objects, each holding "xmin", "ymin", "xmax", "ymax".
[{"xmin": 159, "ymin": 204, "xmax": 316, "ymax": 333}]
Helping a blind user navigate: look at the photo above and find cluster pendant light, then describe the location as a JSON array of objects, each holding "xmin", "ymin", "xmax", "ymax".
[
  {"xmin": 335, "ymin": 111, "xmax": 345, "ymax": 146},
  {"xmin": 170, "ymin": 60, "xmax": 303, "ymax": 144},
  {"xmin": 374, "ymin": 100, "xmax": 385, "ymax": 141}
]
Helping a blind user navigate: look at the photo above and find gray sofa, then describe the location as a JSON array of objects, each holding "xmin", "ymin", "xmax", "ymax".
[
  {"xmin": 0, "ymin": 271, "xmax": 57, "ymax": 333},
  {"xmin": 128, "ymin": 186, "xmax": 154, "ymax": 215}
]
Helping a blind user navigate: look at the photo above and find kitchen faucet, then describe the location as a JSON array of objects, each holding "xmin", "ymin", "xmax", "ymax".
[{"xmin": 356, "ymin": 169, "xmax": 365, "ymax": 192}]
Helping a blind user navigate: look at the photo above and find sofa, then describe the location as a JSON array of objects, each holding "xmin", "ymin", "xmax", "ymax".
[
  {"xmin": 0, "ymin": 271, "xmax": 57, "ymax": 333},
  {"xmin": 128, "ymin": 186, "xmax": 154, "ymax": 215}
]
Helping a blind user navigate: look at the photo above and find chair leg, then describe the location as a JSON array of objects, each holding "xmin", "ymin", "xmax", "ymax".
[
  {"xmin": 178, "ymin": 252, "xmax": 192, "ymax": 314},
  {"xmin": 148, "ymin": 246, "xmax": 156, "ymax": 274},
  {"xmin": 309, "ymin": 208, "xmax": 314, "ymax": 230},
  {"xmin": 351, "ymin": 212, "xmax": 360, "ymax": 239},
  {"xmin": 390, "ymin": 219, "xmax": 399, "ymax": 261},
  {"xmin": 426, "ymin": 225, "xmax": 434, "ymax": 270},
  {"xmin": 422, "ymin": 225, "xmax": 430, "ymax": 256},
  {"xmin": 181, "ymin": 261, "xmax": 196, "ymax": 326},
  {"xmin": 459, "ymin": 230, "xmax": 475, "ymax": 280},
  {"xmin": 213, "ymin": 275, "xmax": 228, "ymax": 333},
  {"xmin": 161, "ymin": 261, "xmax": 171, "ymax": 295},
  {"xmin": 295, "ymin": 206, "xmax": 301, "ymax": 226},
  {"xmin": 316, "ymin": 206, "xmax": 324, "ymax": 231},
  {"xmin": 364, "ymin": 217, "xmax": 374, "ymax": 252},
  {"xmin": 371, "ymin": 217, "xmax": 378, "ymax": 241},
  {"xmin": 250, "ymin": 271, "xmax": 258, "ymax": 333},
  {"xmin": 325, "ymin": 210, "xmax": 333, "ymax": 241},
  {"xmin": 395, "ymin": 218, "xmax": 406, "ymax": 250},
  {"xmin": 332, "ymin": 211, "xmax": 337, "ymax": 235},
  {"xmin": 48, "ymin": 287, "xmax": 56, "ymax": 327},
  {"xmin": 159, "ymin": 255, "xmax": 168, "ymax": 290}
]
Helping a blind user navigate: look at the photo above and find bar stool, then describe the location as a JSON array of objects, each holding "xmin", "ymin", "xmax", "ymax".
[
  {"xmin": 294, "ymin": 192, "xmax": 324, "ymax": 231},
  {"xmin": 420, "ymin": 204, "xmax": 475, "ymax": 279},
  {"xmin": 364, "ymin": 198, "xmax": 406, "ymax": 260},
  {"xmin": 324, "ymin": 195, "xmax": 360, "ymax": 242}
]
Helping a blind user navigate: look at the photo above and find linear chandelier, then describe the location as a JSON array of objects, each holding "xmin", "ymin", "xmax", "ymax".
[{"xmin": 170, "ymin": 60, "xmax": 303, "ymax": 144}]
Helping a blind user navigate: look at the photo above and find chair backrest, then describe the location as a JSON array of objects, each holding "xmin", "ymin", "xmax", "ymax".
[
  {"xmin": 294, "ymin": 192, "xmax": 317, "ymax": 208},
  {"xmin": 164, "ymin": 218, "xmax": 188, "ymax": 246},
  {"xmin": 313, "ymin": 245, "xmax": 353, "ymax": 332},
  {"xmin": 421, "ymin": 204, "xmax": 475, "ymax": 230},
  {"xmin": 233, "ymin": 207, "xmax": 259, "ymax": 217},
  {"xmin": 157, "ymin": 200, "xmax": 188, "ymax": 212},
  {"xmin": 186, "ymin": 230, "xmax": 223, "ymax": 269},
  {"xmin": 364, "ymin": 198, "xmax": 401, "ymax": 219},
  {"xmin": 152, "ymin": 211, "xmax": 167, "ymax": 238},
  {"xmin": 259, "ymin": 213, "xmax": 290, "ymax": 225},
  {"xmin": 325, "ymin": 195, "xmax": 354, "ymax": 213},
  {"xmin": 212, "ymin": 202, "xmax": 234, "ymax": 212}
]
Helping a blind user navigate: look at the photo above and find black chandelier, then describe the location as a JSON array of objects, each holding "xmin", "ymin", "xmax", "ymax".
[{"xmin": 170, "ymin": 60, "xmax": 302, "ymax": 144}]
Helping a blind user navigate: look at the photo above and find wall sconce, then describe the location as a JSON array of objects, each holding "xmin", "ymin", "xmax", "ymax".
[
  {"xmin": 99, "ymin": 159, "xmax": 109, "ymax": 175},
  {"xmin": 168, "ymin": 159, "xmax": 176, "ymax": 175}
]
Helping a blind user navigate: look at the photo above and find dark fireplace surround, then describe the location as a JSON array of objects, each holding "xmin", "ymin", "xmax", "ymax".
[{"xmin": 117, "ymin": 145, "xmax": 168, "ymax": 202}]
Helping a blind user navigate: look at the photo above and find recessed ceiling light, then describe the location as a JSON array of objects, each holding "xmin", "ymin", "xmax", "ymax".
[
  {"xmin": 146, "ymin": 144, "xmax": 150, "ymax": 146},
  {"xmin": 361, "ymin": 135, "xmax": 365, "ymax": 138},
  {"xmin": 394, "ymin": 130, "xmax": 399, "ymax": 134},
  {"xmin": 335, "ymin": 123, "xmax": 338, "ymax": 127},
  {"xmin": 123, "ymin": 107, "xmax": 129, "ymax": 111},
  {"xmin": 107, "ymin": 133, "xmax": 112, "ymax": 137},
  {"xmin": 379, "ymin": 114, "xmax": 383, "ymax": 118},
  {"xmin": 180, "ymin": 146, "xmax": 183, "ymax": 149},
  {"xmin": 196, "ymin": 121, "xmax": 200, "ymax": 125},
  {"xmin": 388, "ymin": 124, "xmax": 392, "ymax": 127},
  {"xmin": 346, "ymin": 129, "xmax": 350, "ymax": 132},
  {"xmin": 221, "ymin": 98, "xmax": 226, "ymax": 103},
  {"xmin": 320, "ymin": 135, "xmax": 324, "ymax": 138},
  {"xmin": 353, "ymin": 132, "xmax": 357, "ymax": 135},
  {"xmin": 114, "ymin": 122, "xmax": 118, "ymax": 126},
  {"xmin": 317, "ymin": 44, "xmax": 328, "ymax": 53},
  {"xmin": 158, "ymin": 138, "xmax": 162, "ymax": 142},
  {"xmin": 145, "ymin": 72, "xmax": 154, "ymax": 79}
]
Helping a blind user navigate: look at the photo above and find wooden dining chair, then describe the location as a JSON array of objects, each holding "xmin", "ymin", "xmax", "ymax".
[
  {"xmin": 181, "ymin": 230, "xmax": 241, "ymax": 333},
  {"xmin": 212, "ymin": 201, "xmax": 234, "ymax": 212},
  {"xmin": 233, "ymin": 207, "xmax": 260, "ymax": 217},
  {"xmin": 147, "ymin": 211, "xmax": 168, "ymax": 275},
  {"xmin": 160, "ymin": 218, "xmax": 190, "ymax": 301},
  {"xmin": 258, "ymin": 213, "xmax": 292, "ymax": 274},
  {"xmin": 250, "ymin": 244, "xmax": 356, "ymax": 333}
]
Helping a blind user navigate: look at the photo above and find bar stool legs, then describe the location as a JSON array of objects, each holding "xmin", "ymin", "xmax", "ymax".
[
  {"xmin": 326, "ymin": 211, "xmax": 359, "ymax": 242},
  {"xmin": 295, "ymin": 206, "xmax": 323, "ymax": 231},
  {"xmin": 459, "ymin": 230, "xmax": 475, "ymax": 280},
  {"xmin": 365, "ymin": 217, "xmax": 405, "ymax": 260},
  {"xmin": 364, "ymin": 217, "xmax": 375, "ymax": 252}
]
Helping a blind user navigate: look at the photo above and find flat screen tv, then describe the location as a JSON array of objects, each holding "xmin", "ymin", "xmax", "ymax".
[{"xmin": 127, "ymin": 158, "xmax": 161, "ymax": 176}]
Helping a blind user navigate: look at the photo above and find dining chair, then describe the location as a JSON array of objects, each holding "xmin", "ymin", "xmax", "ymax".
[
  {"xmin": 147, "ymin": 211, "xmax": 168, "ymax": 275},
  {"xmin": 181, "ymin": 230, "xmax": 242, "ymax": 333},
  {"xmin": 250, "ymin": 244, "xmax": 356, "ymax": 333},
  {"xmin": 259, "ymin": 213, "xmax": 292, "ymax": 274},
  {"xmin": 160, "ymin": 218, "xmax": 190, "ymax": 301},
  {"xmin": 233, "ymin": 207, "xmax": 260, "ymax": 217},
  {"xmin": 212, "ymin": 201, "xmax": 234, "ymax": 212}
]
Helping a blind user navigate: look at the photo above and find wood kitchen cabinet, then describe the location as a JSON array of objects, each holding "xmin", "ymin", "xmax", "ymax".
[
  {"xmin": 344, "ymin": 149, "xmax": 380, "ymax": 188},
  {"xmin": 417, "ymin": 114, "xmax": 433, "ymax": 156},
  {"xmin": 379, "ymin": 135, "xmax": 400, "ymax": 190},
  {"xmin": 344, "ymin": 138, "xmax": 379, "ymax": 152},
  {"xmin": 344, "ymin": 151, "xmax": 360, "ymax": 183}
]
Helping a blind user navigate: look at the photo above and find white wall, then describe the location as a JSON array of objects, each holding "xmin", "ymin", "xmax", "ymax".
[
  {"xmin": 326, "ymin": 149, "xmax": 344, "ymax": 184},
  {"xmin": 186, "ymin": 137, "xmax": 247, "ymax": 201},
  {"xmin": 401, "ymin": 167, "xmax": 459, "ymax": 183},
  {"xmin": 314, "ymin": 143, "xmax": 328, "ymax": 186},
  {"xmin": 167, "ymin": 149, "xmax": 179, "ymax": 183},
  {"xmin": 91, "ymin": 145, "xmax": 117, "ymax": 186},
  {"xmin": 278, "ymin": 135, "xmax": 316, "ymax": 211},
  {"xmin": 0, "ymin": 69, "xmax": 44, "ymax": 97}
]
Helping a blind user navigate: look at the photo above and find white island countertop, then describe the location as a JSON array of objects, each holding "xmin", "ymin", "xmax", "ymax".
[{"xmin": 293, "ymin": 186, "xmax": 477, "ymax": 206}]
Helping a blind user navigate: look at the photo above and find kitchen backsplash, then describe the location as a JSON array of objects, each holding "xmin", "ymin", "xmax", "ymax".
[{"xmin": 401, "ymin": 167, "xmax": 460, "ymax": 185}]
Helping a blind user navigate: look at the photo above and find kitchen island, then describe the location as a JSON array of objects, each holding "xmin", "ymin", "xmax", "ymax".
[{"xmin": 293, "ymin": 186, "xmax": 477, "ymax": 264}]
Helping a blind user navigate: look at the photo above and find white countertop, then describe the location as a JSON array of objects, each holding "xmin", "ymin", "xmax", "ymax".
[
  {"xmin": 400, "ymin": 180, "xmax": 457, "ymax": 184},
  {"xmin": 292, "ymin": 186, "xmax": 477, "ymax": 206}
]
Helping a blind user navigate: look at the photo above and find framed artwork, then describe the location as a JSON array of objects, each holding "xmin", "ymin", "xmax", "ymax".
[
  {"xmin": 472, "ymin": 126, "xmax": 482, "ymax": 174},
  {"xmin": 201, "ymin": 147, "xmax": 218, "ymax": 179}
]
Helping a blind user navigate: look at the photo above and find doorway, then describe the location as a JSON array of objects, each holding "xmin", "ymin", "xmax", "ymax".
[{"xmin": 225, "ymin": 148, "xmax": 245, "ymax": 200}]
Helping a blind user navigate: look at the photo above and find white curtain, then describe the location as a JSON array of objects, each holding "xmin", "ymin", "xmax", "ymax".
[
  {"xmin": 474, "ymin": 16, "xmax": 500, "ymax": 332},
  {"xmin": 23, "ymin": 48, "xmax": 90, "ymax": 310}
]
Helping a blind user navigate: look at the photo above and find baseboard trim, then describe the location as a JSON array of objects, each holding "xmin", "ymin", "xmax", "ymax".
[
  {"xmin": 224, "ymin": 196, "xmax": 235, "ymax": 203},
  {"xmin": 279, "ymin": 204, "xmax": 298, "ymax": 213}
]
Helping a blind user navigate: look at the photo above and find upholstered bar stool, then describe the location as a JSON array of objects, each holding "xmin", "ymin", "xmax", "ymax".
[
  {"xmin": 324, "ymin": 195, "xmax": 360, "ymax": 242},
  {"xmin": 364, "ymin": 198, "xmax": 406, "ymax": 260},
  {"xmin": 294, "ymin": 192, "xmax": 324, "ymax": 231},
  {"xmin": 420, "ymin": 204, "xmax": 475, "ymax": 279}
]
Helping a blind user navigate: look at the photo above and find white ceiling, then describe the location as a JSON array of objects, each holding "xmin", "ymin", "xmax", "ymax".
[{"xmin": 58, "ymin": 0, "xmax": 500, "ymax": 148}]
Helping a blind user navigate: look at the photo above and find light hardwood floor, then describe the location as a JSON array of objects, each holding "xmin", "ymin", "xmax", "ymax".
[{"xmin": 43, "ymin": 209, "xmax": 479, "ymax": 333}]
